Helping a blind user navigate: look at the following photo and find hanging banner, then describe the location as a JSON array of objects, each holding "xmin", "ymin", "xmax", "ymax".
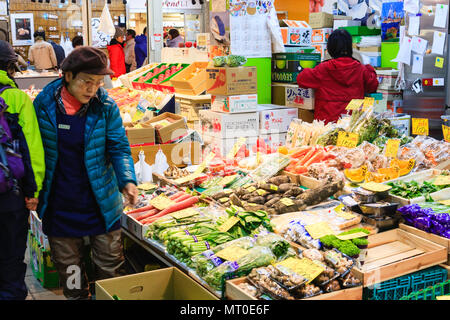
[{"xmin": 162, "ymin": 0, "xmax": 202, "ymax": 10}]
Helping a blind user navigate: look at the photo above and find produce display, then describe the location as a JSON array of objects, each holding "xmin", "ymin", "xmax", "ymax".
[
  {"xmin": 387, "ymin": 180, "xmax": 447, "ymax": 200},
  {"xmin": 135, "ymin": 63, "xmax": 184, "ymax": 84},
  {"xmin": 213, "ymin": 55, "xmax": 247, "ymax": 67}
]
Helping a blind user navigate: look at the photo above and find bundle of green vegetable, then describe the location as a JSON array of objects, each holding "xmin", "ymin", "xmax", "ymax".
[
  {"xmin": 216, "ymin": 205, "xmax": 273, "ymax": 238},
  {"xmin": 319, "ymin": 228, "xmax": 370, "ymax": 257},
  {"xmin": 146, "ymin": 215, "xmax": 212, "ymax": 240},
  {"xmin": 203, "ymin": 246, "xmax": 276, "ymax": 290},
  {"xmin": 387, "ymin": 180, "xmax": 448, "ymax": 200}
]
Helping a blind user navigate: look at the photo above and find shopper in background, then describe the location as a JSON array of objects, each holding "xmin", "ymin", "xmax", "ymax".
[
  {"xmin": 48, "ymin": 40, "xmax": 66, "ymax": 69},
  {"xmin": 0, "ymin": 40, "xmax": 45, "ymax": 300},
  {"xmin": 33, "ymin": 47, "xmax": 137, "ymax": 300},
  {"xmin": 28, "ymin": 31, "xmax": 58, "ymax": 71},
  {"xmin": 72, "ymin": 36, "xmax": 84, "ymax": 49},
  {"xmin": 297, "ymin": 29, "xmax": 378, "ymax": 124},
  {"xmin": 166, "ymin": 29, "xmax": 184, "ymax": 48},
  {"xmin": 124, "ymin": 29, "xmax": 137, "ymax": 73},
  {"xmin": 134, "ymin": 27, "xmax": 147, "ymax": 69},
  {"xmin": 107, "ymin": 27, "xmax": 126, "ymax": 79}
]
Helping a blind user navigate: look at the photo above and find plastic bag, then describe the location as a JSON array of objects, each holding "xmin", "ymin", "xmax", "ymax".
[
  {"xmin": 97, "ymin": 1, "xmax": 116, "ymax": 37},
  {"xmin": 153, "ymin": 148, "xmax": 169, "ymax": 176},
  {"xmin": 134, "ymin": 151, "xmax": 153, "ymax": 184}
]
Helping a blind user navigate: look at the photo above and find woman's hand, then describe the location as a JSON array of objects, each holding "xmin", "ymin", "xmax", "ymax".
[
  {"xmin": 25, "ymin": 197, "xmax": 39, "ymax": 211},
  {"xmin": 122, "ymin": 183, "xmax": 138, "ymax": 206}
]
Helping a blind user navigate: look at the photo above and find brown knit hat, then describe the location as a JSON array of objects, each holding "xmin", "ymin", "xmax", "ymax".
[
  {"xmin": 61, "ymin": 46, "xmax": 113, "ymax": 75},
  {"xmin": 114, "ymin": 27, "xmax": 125, "ymax": 39}
]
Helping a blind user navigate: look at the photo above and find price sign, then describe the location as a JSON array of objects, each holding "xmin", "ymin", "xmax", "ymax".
[
  {"xmin": 280, "ymin": 198, "xmax": 295, "ymax": 207},
  {"xmin": 174, "ymin": 152, "xmax": 215, "ymax": 184},
  {"xmin": 276, "ymin": 257, "xmax": 325, "ymax": 283},
  {"xmin": 412, "ymin": 118, "xmax": 429, "ymax": 136},
  {"xmin": 218, "ymin": 216, "xmax": 240, "ymax": 232},
  {"xmin": 362, "ymin": 97, "xmax": 375, "ymax": 110},
  {"xmin": 305, "ymin": 222, "xmax": 334, "ymax": 239},
  {"xmin": 247, "ymin": 186, "xmax": 257, "ymax": 193},
  {"xmin": 170, "ymin": 208, "xmax": 199, "ymax": 220},
  {"xmin": 434, "ymin": 175, "xmax": 450, "ymax": 186},
  {"xmin": 443, "ymin": 125, "xmax": 450, "ymax": 143},
  {"xmin": 150, "ymin": 194, "xmax": 175, "ymax": 210},
  {"xmin": 360, "ymin": 182, "xmax": 392, "ymax": 193},
  {"xmin": 226, "ymin": 138, "xmax": 247, "ymax": 160},
  {"xmin": 334, "ymin": 203, "xmax": 344, "ymax": 214},
  {"xmin": 385, "ymin": 139, "xmax": 401, "ymax": 158},
  {"xmin": 438, "ymin": 200, "xmax": 450, "ymax": 206},
  {"xmin": 336, "ymin": 131, "xmax": 359, "ymax": 148},
  {"xmin": 137, "ymin": 183, "xmax": 158, "ymax": 191},
  {"xmin": 345, "ymin": 99, "xmax": 364, "ymax": 111},
  {"xmin": 337, "ymin": 232, "xmax": 368, "ymax": 240},
  {"xmin": 216, "ymin": 246, "xmax": 248, "ymax": 261}
]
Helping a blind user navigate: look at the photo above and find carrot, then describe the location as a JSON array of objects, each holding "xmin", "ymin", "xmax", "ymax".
[
  {"xmin": 136, "ymin": 209, "xmax": 160, "ymax": 221},
  {"xmin": 126, "ymin": 204, "xmax": 155, "ymax": 214},
  {"xmin": 174, "ymin": 193, "xmax": 192, "ymax": 202},
  {"xmin": 142, "ymin": 196, "xmax": 199, "ymax": 224},
  {"xmin": 297, "ymin": 148, "xmax": 317, "ymax": 166},
  {"xmin": 304, "ymin": 150, "xmax": 325, "ymax": 167},
  {"xmin": 295, "ymin": 165, "xmax": 307, "ymax": 174},
  {"xmin": 290, "ymin": 147, "xmax": 312, "ymax": 159},
  {"xmin": 170, "ymin": 191, "xmax": 186, "ymax": 200}
]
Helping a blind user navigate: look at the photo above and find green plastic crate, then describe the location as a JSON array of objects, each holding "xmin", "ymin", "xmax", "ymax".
[
  {"xmin": 340, "ymin": 26, "xmax": 381, "ymax": 36},
  {"xmin": 400, "ymin": 280, "xmax": 450, "ymax": 300}
]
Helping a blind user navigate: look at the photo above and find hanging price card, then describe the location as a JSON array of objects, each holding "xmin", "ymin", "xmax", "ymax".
[
  {"xmin": 336, "ymin": 131, "xmax": 359, "ymax": 148},
  {"xmin": 226, "ymin": 137, "xmax": 247, "ymax": 160},
  {"xmin": 336, "ymin": 232, "xmax": 368, "ymax": 240},
  {"xmin": 170, "ymin": 208, "xmax": 199, "ymax": 220},
  {"xmin": 412, "ymin": 118, "xmax": 429, "ymax": 135},
  {"xmin": 218, "ymin": 216, "xmax": 240, "ymax": 232},
  {"xmin": 276, "ymin": 257, "xmax": 325, "ymax": 283},
  {"xmin": 443, "ymin": 125, "xmax": 450, "ymax": 143},
  {"xmin": 305, "ymin": 222, "xmax": 334, "ymax": 239},
  {"xmin": 150, "ymin": 194, "xmax": 175, "ymax": 210},
  {"xmin": 216, "ymin": 246, "xmax": 249, "ymax": 261},
  {"xmin": 345, "ymin": 99, "xmax": 364, "ymax": 110},
  {"xmin": 362, "ymin": 97, "xmax": 375, "ymax": 110},
  {"xmin": 385, "ymin": 139, "xmax": 401, "ymax": 158}
]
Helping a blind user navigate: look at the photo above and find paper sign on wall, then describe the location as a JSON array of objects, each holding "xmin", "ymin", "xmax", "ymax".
[
  {"xmin": 435, "ymin": 57, "xmax": 444, "ymax": 68},
  {"xmin": 432, "ymin": 31, "xmax": 446, "ymax": 55},
  {"xmin": 412, "ymin": 54, "xmax": 424, "ymax": 74},
  {"xmin": 392, "ymin": 36, "xmax": 412, "ymax": 65},
  {"xmin": 434, "ymin": 78, "xmax": 445, "ymax": 86},
  {"xmin": 408, "ymin": 15, "xmax": 420, "ymax": 36},
  {"xmin": 411, "ymin": 36, "xmax": 428, "ymax": 55},
  {"xmin": 433, "ymin": 4, "xmax": 448, "ymax": 28}
]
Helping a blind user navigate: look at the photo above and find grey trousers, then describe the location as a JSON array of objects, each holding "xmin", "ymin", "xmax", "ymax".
[{"xmin": 48, "ymin": 229, "xmax": 125, "ymax": 300}]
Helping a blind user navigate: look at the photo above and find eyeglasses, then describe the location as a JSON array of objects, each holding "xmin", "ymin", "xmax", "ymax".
[{"xmin": 76, "ymin": 77, "xmax": 104, "ymax": 88}]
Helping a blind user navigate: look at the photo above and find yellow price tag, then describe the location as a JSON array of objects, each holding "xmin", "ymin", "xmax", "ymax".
[
  {"xmin": 256, "ymin": 189, "xmax": 268, "ymax": 196},
  {"xmin": 150, "ymin": 194, "xmax": 175, "ymax": 210},
  {"xmin": 305, "ymin": 222, "xmax": 334, "ymax": 239},
  {"xmin": 412, "ymin": 118, "xmax": 429, "ymax": 136},
  {"xmin": 385, "ymin": 139, "xmax": 401, "ymax": 158},
  {"xmin": 435, "ymin": 57, "xmax": 444, "ymax": 69},
  {"xmin": 218, "ymin": 216, "xmax": 240, "ymax": 232},
  {"xmin": 443, "ymin": 125, "xmax": 450, "ymax": 143},
  {"xmin": 360, "ymin": 182, "xmax": 392, "ymax": 193},
  {"xmin": 334, "ymin": 203, "xmax": 344, "ymax": 213},
  {"xmin": 226, "ymin": 138, "xmax": 247, "ymax": 160},
  {"xmin": 170, "ymin": 208, "xmax": 199, "ymax": 220},
  {"xmin": 337, "ymin": 211, "xmax": 357, "ymax": 220},
  {"xmin": 345, "ymin": 99, "xmax": 364, "ymax": 111},
  {"xmin": 276, "ymin": 257, "xmax": 325, "ymax": 283},
  {"xmin": 336, "ymin": 131, "xmax": 359, "ymax": 148},
  {"xmin": 362, "ymin": 97, "xmax": 375, "ymax": 110},
  {"xmin": 280, "ymin": 198, "xmax": 295, "ymax": 207},
  {"xmin": 173, "ymin": 171, "xmax": 201, "ymax": 185},
  {"xmin": 336, "ymin": 232, "xmax": 368, "ymax": 240},
  {"xmin": 434, "ymin": 175, "xmax": 450, "ymax": 186},
  {"xmin": 131, "ymin": 110, "xmax": 145, "ymax": 122},
  {"xmin": 137, "ymin": 183, "xmax": 158, "ymax": 191},
  {"xmin": 216, "ymin": 246, "xmax": 249, "ymax": 261},
  {"xmin": 194, "ymin": 152, "xmax": 216, "ymax": 176},
  {"xmin": 438, "ymin": 200, "xmax": 450, "ymax": 206},
  {"xmin": 247, "ymin": 186, "xmax": 257, "ymax": 193}
]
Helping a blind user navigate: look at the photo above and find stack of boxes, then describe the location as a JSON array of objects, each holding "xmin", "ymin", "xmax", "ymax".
[
  {"xmin": 340, "ymin": 26, "xmax": 382, "ymax": 68},
  {"xmin": 28, "ymin": 211, "xmax": 60, "ymax": 288},
  {"xmin": 309, "ymin": 12, "xmax": 334, "ymax": 61}
]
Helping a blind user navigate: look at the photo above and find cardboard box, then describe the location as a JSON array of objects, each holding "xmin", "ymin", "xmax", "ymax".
[
  {"xmin": 333, "ymin": 20, "xmax": 361, "ymax": 30},
  {"xmin": 260, "ymin": 132, "xmax": 287, "ymax": 150},
  {"xmin": 279, "ymin": 20, "xmax": 312, "ymax": 46},
  {"xmin": 360, "ymin": 52, "xmax": 381, "ymax": 67},
  {"xmin": 170, "ymin": 62, "xmax": 208, "ymax": 96},
  {"xmin": 202, "ymin": 135, "xmax": 258, "ymax": 157},
  {"xmin": 271, "ymin": 83, "xmax": 315, "ymax": 110},
  {"xmin": 376, "ymin": 69, "xmax": 399, "ymax": 90},
  {"xmin": 199, "ymin": 110, "xmax": 259, "ymax": 139},
  {"xmin": 258, "ymin": 104, "xmax": 298, "ymax": 134},
  {"xmin": 272, "ymin": 52, "xmax": 321, "ymax": 83},
  {"xmin": 211, "ymin": 94, "xmax": 258, "ymax": 113},
  {"xmin": 357, "ymin": 46, "xmax": 381, "ymax": 53},
  {"xmin": 95, "ymin": 267, "xmax": 218, "ymax": 300},
  {"xmin": 206, "ymin": 66, "xmax": 257, "ymax": 96},
  {"xmin": 312, "ymin": 43, "xmax": 327, "ymax": 60},
  {"xmin": 297, "ymin": 109, "xmax": 315, "ymax": 123},
  {"xmin": 309, "ymin": 12, "xmax": 334, "ymax": 28},
  {"xmin": 148, "ymin": 113, "xmax": 188, "ymax": 144},
  {"xmin": 311, "ymin": 28, "xmax": 333, "ymax": 43},
  {"xmin": 28, "ymin": 231, "xmax": 59, "ymax": 289},
  {"xmin": 125, "ymin": 122, "xmax": 156, "ymax": 147}
]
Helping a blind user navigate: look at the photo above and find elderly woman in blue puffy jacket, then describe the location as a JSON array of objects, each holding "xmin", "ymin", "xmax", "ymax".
[{"xmin": 33, "ymin": 47, "xmax": 138, "ymax": 300}]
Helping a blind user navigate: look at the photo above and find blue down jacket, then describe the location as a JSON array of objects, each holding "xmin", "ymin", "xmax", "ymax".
[{"xmin": 33, "ymin": 78, "xmax": 137, "ymax": 231}]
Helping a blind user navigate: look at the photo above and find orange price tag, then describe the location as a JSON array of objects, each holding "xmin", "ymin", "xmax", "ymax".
[{"xmin": 412, "ymin": 118, "xmax": 429, "ymax": 136}]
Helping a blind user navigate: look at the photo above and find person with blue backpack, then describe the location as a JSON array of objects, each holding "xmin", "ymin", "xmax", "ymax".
[
  {"xmin": 33, "ymin": 46, "xmax": 138, "ymax": 300},
  {"xmin": 0, "ymin": 40, "xmax": 45, "ymax": 300}
]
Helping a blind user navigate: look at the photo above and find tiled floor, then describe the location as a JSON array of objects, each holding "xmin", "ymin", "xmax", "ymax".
[{"xmin": 24, "ymin": 245, "xmax": 66, "ymax": 300}]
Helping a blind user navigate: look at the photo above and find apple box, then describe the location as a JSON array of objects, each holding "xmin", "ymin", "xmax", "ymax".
[
  {"xmin": 272, "ymin": 52, "xmax": 321, "ymax": 83},
  {"xmin": 279, "ymin": 20, "xmax": 312, "ymax": 46},
  {"xmin": 272, "ymin": 83, "xmax": 315, "ymax": 110},
  {"xmin": 311, "ymin": 28, "xmax": 333, "ymax": 44}
]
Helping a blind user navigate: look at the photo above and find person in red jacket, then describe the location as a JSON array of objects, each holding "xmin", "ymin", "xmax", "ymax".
[
  {"xmin": 107, "ymin": 27, "xmax": 126, "ymax": 79},
  {"xmin": 297, "ymin": 29, "xmax": 379, "ymax": 124}
]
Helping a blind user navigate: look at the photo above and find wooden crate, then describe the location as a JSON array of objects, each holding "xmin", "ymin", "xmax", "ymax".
[
  {"xmin": 171, "ymin": 62, "xmax": 209, "ymax": 96},
  {"xmin": 281, "ymin": 170, "xmax": 300, "ymax": 184},
  {"xmin": 354, "ymin": 228, "xmax": 447, "ymax": 287},
  {"xmin": 299, "ymin": 174, "xmax": 322, "ymax": 189},
  {"xmin": 226, "ymin": 269, "xmax": 363, "ymax": 300}
]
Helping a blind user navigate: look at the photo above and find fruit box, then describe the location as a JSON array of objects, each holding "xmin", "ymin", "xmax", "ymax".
[
  {"xmin": 120, "ymin": 63, "xmax": 159, "ymax": 88},
  {"xmin": 147, "ymin": 112, "xmax": 189, "ymax": 144},
  {"xmin": 272, "ymin": 52, "xmax": 321, "ymax": 83},
  {"xmin": 199, "ymin": 109, "xmax": 260, "ymax": 139},
  {"xmin": 311, "ymin": 28, "xmax": 333, "ymax": 44},
  {"xmin": 271, "ymin": 83, "xmax": 315, "ymax": 110},
  {"xmin": 279, "ymin": 20, "xmax": 312, "ymax": 46},
  {"xmin": 124, "ymin": 122, "xmax": 156, "ymax": 147},
  {"xmin": 170, "ymin": 62, "xmax": 209, "ymax": 96},
  {"xmin": 258, "ymin": 104, "xmax": 298, "ymax": 134},
  {"xmin": 309, "ymin": 12, "xmax": 334, "ymax": 29},
  {"xmin": 146, "ymin": 63, "xmax": 190, "ymax": 93},
  {"xmin": 211, "ymin": 94, "xmax": 258, "ymax": 113},
  {"xmin": 132, "ymin": 63, "xmax": 166, "ymax": 90},
  {"xmin": 206, "ymin": 66, "xmax": 258, "ymax": 96}
]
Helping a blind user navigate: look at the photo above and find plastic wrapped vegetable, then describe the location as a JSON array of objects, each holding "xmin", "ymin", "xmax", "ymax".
[
  {"xmin": 204, "ymin": 246, "xmax": 276, "ymax": 290},
  {"xmin": 254, "ymin": 233, "xmax": 291, "ymax": 258},
  {"xmin": 282, "ymin": 220, "xmax": 322, "ymax": 250},
  {"xmin": 226, "ymin": 55, "xmax": 247, "ymax": 67},
  {"xmin": 213, "ymin": 56, "xmax": 227, "ymax": 67}
]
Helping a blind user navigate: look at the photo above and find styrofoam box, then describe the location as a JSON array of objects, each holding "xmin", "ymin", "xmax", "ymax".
[
  {"xmin": 261, "ymin": 132, "xmax": 287, "ymax": 150},
  {"xmin": 199, "ymin": 110, "xmax": 259, "ymax": 139},
  {"xmin": 202, "ymin": 134, "xmax": 258, "ymax": 156},
  {"xmin": 211, "ymin": 94, "xmax": 258, "ymax": 113},
  {"xmin": 258, "ymin": 104, "xmax": 298, "ymax": 134},
  {"xmin": 387, "ymin": 113, "xmax": 411, "ymax": 136}
]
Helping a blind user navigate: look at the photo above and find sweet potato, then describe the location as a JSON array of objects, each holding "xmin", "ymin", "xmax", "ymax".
[
  {"xmin": 230, "ymin": 194, "xmax": 243, "ymax": 207},
  {"xmin": 296, "ymin": 180, "xmax": 344, "ymax": 207},
  {"xmin": 265, "ymin": 197, "xmax": 281, "ymax": 208},
  {"xmin": 266, "ymin": 194, "xmax": 279, "ymax": 201},
  {"xmin": 257, "ymin": 182, "xmax": 280, "ymax": 193},
  {"xmin": 278, "ymin": 183, "xmax": 298, "ymax": 194},
  {"xmin": 248, "ymin": 196, "xmax": 266, "ymax": 205},
  {"xmin": 273, "ymin": 198, "xmax": 299, "ymax": 214},
  {"xmin": 268, "ymin": 175, "xmax": 290, "ymax": 186},
  {"xmin": 283, "ymin": 187, "xmax": 304, "ymax": 197},
  {"xmin": 244, "ymin": 203, "xmax": 266, "ymax": 211}
]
